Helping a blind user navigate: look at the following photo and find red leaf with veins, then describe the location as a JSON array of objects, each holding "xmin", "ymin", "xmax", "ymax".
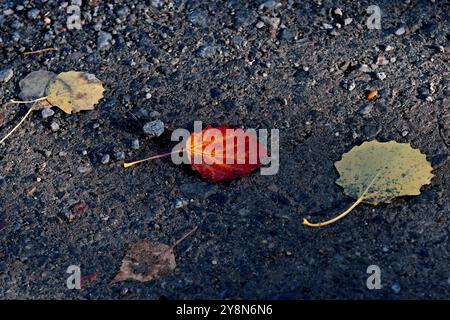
[{"xmin": 185, "ymin": 126, "xmax": 264, "ymax": 182}]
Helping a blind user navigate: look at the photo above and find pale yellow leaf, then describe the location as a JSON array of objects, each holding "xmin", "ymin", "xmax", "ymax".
[{"xmin": 45, "ymin": 71, "xmax": 104, "ymax": 114}]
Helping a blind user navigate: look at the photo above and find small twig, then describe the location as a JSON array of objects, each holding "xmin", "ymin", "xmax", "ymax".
[
  {"xmin": 170, "ymin": 226, "xmax": 198, "ymax": 250},
  {"xmin": 22, "ymin": 48, "xmax": 57, "ymax": 56}
]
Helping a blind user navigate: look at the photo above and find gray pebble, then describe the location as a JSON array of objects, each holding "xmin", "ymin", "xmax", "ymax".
[
  {"xmin": 131, "ymin": 139, "xmax": 140, "ymax": 150},
  {"xmin": 77, "ymin": 166, "xmax": 92, "ymax": 174},
  {"xmin": 149, "ymin": 110, "xmax": 161, "ymax": 118},
  {"xmin": 151, "ymin": 0, "xmax": 162, "ymax": 8},
  {"xmin": 0, "ymin": 68, "xmax": 13, "ymax": 83},
  {"xmin": 260, "ymin": 0, "xmax": 279, "ymax": 10},
  {"xmin": 347, "ymin": 81, "xmax": 356, "ymax": 91},
  {"xmin": 41, "ymin": 108, "xmax": 55, "ymax": 119},
  {"xmin": 50, "ymin": 122, "xmax": 60, "ymax": 132},
  {"xmin": 97, "ymin": 31, "xmax": 113, "ymax": 51},
  {"xmin": 44, "ymin": 150, "xmax": 52, "ymax": 157},
  {"xmin": 143, "ymin": 120, "xmax": 165, "ymax": 137},
  {"xmin": 101, "ymin": 154, "xmax": 110, "ymax": 164},
  {"xmin": 233, "ymin": 9, "xmax": 257, "ymax": 29},
  {"xmin": 187, "ymin": 10, "xmax": 208, "ymax": 28},
  {"xmin": 19, "ymin": 70, "xmax": 56, "ymax": 100},
  {"xmin": 196, "ymin": 45, "xmax": 216, "ymax": 58},
  {"xmin": 376, "ymin": 72, "xmax": 387, "ymax": 80},
  {"xmin": 278, "ymin": 28, "xmax": 294, "ymax": 41},
  {"xmin": 359, "ymin": 64, "xmax": 371, "ymax": 73},
  {"xmin": 395, "ymin": 26, "xmax": 406, "ymax": 36},
  {"xmin": 115, "ymin": 151, "xmax": 125, "ymax": 160},
  {"xmin": 27, "ymin": 8, "xmax": 40, "ymax": 19},
  {"xmin": 391, "ymin": 283, "xmax": 401, "ymax": 294},
  {"xmin": 174, "ymin": 198, "xmax": 188, "ymax": 209}
]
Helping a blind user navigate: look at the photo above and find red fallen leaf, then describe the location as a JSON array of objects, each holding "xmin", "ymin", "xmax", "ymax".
[
  {"xmin": 81, "ymin": 272, "xmax": 97, "ymax": 288},
  {"xmin": 66, "ymin": 202, "xmax": 87, "ymax": 221},
  {"xmin": 186, "ymin": 126, "xmax": 263, "ymax": 182},
  {"xmin": 124, "ymin": 126, "xmax": 265, "ymax": 182}
]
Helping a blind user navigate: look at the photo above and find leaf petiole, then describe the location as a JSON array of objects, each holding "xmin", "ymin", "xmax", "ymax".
[
  {"xmin": 303, "ymin": 172, "xmax": 380, "ymax": 227},
  {"xmin": 123, "ymin": 148, "xmax": 185, "ymax": 168},
  {"xmin": 0, "ymin": 107, "xmax": 35, "ymax": 145}
]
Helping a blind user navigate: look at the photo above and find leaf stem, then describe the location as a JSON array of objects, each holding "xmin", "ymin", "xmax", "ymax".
[
  {"xmin": 303, "ymin": 172, "xmax": 381, "ymax": 227},
  {"xmin": 123, "ymin": 148, "xmax": 184, "ymax": 168},
  {"xmin": 0, "ymin": 107, "xmax": 35, "ymax": 145},
  {"xmin": 10, "ymin": 97, "xmax": 48, "ymax": 104}
]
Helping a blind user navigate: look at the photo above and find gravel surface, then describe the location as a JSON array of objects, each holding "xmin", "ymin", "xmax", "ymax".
[{"xmin": 0, "ymin": 0, "xmax": 449, "ymax": 299}]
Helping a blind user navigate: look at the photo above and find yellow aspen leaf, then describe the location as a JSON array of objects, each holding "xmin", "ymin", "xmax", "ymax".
[
  {"xmin": 45, "ymin": 71, "xmax": 104, "ymax": 114},
  {"xmin": 303, "ymin": 140, "xmax": 434, "ymax": 227}
]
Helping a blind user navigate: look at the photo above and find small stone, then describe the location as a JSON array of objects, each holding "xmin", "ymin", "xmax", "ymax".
[
  {"xmin": 77, "ymin": 166, "xmax": 92, "ymax": 174},
  {"xmin": 256, "ymin": 21, "xmax": 265, "ymax": 29},
  {"xmin": 187, "ymin": 10, "xmax": 208, "ymax": 28},
  {"xmin": 376, "ymin": 72, "xmax": 387, "ymax": 80},
  {"xmin": 330, "ymin": 30, "xmax": 339, "ymax": 36},
  {"xmin": 359, "ymin": 64, "xmax": 371, "ymax": 73},
  {"xmin": 334, "ymin": 8, "xmax": 343, "ymax": 16},
  {"xmin": 196, "ymin": 45, "xmax": 216, "ymax": 58},
  {"xmin": 385, "ymin": 45, "xmax": 394, "ymax": 52},
  {"xmin": 401, "ymin": 130, "xmax": 409, "ymax": 137},
  {"xmin": 131, "ymin": 139, "xmax": 140, "ymax": 150},
  {"xmin": 59, "ymin": 151, "xmax": 67, "ymax": 157},
  {"xmin": 211, "ymin": 259, "xmax": 218, "ymax": 265},
  {"xmin": 233, "ymin": 9, "xmax": 257, "ymax": 29},
  {"xmin": 278, "ymin": 28, "xmax": 294, "ymax": 41},
  {"xmin": 0, "ymin": 68, "xmax": 13, "ymax": 83},
  {"xmin": 347, "ymin": 81, "xmax": 356, "ymax": 91},
  {"xmin": 323, "ymin": 23, "xmax": 333, "ymax": 30},
  {"xmin": 41, "ymin": 108, "xmax": 55, "ymax": 119},
  {"xmin": 260, "ymin": 16, "xmax": 280, "ymax": 30},
  {"xmin": 344, "ymin": 18, "xmax": 353, "ymax": 25},
  {"xmin": 417, "ymin": 87, "xmax": 431, "ymax": 100},
  {"xmin": 44, "ymin": 150, "xmax": 52, "ymax": 157},
  {"xmin": 97, "ymin": 31, "xmax": 113, "ymax": 51},
  {"xmin": 360, "ymin": 105, "xmax": 373, "ymax": 116},
  {"xmin": 395, "ymin": 26, "xmax": 406, "ymax": 36},
  {"xmin": 115, "ymin": 151, "xmax": 125, "ymax": 160},
  {"xmin": 149, "ymin": 111, "xmax": 161, "ymax": 117},
  {"xmin": 151, "ymin": 0, "xmax": 162, "ymax": 8},
  {"xmin": 391, "ymin": 283, "xmax": 401, "ymax": 294},
  {"xmin": 174, "ymin": 198, "xmax": 188, "ymax": 209},
  {"xmin": 145, "ymin": 92, "xmax": 152, "ymax": 99},
  {"xmin": 50, "ymin": 122, "xmax": 60, "ymax": 132},
  {"xmin": 27, "ymin": 8, "xmax": 40, "ymax": 19},
  {"xmin": 447, "ymin": 276, "xmax": 450, "ymax": 286},
  {"xmin": 101, "ymin": 154, "xmax": 110, "ymax": 164},
  {"xmin": 143, "ymin": 120, "xmax": 165, "ymax": 137},
  {"xmin": 19, "ymin": 70, "xmax": 56, "ymax": 100},
  {"xmin": 259, "ymin": 0, "xmax": 279, "ymax": 10},
  {"xmin": 376, "ymin": 56, "xmax": 389, "ymax": 65}
]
